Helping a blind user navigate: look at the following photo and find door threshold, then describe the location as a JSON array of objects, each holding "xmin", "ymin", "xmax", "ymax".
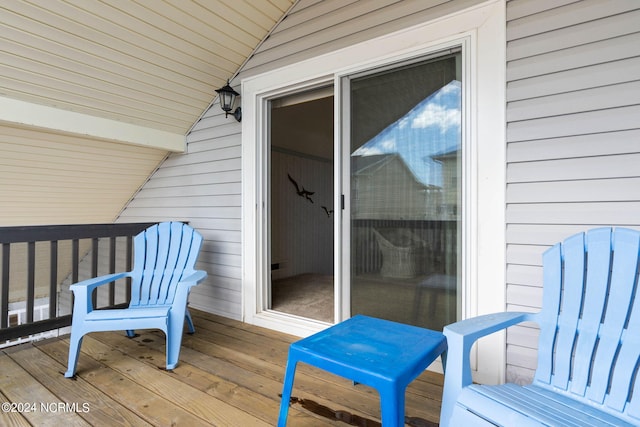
[{"xmin": 248, "ymin": 310, "xmax": 333, "ymax": 338}]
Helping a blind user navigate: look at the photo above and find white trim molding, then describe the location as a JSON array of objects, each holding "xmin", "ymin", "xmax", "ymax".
[{"xmin": 0, "ymin": 96, "xmax": 186, "ymax": 152}]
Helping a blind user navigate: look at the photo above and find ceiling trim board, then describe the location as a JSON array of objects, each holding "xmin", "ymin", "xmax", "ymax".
[{"xmin": 0, "ymin": 96, "xmax": 185, "ymax": 152}]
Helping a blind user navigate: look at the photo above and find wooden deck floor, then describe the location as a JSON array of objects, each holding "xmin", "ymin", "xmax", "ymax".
[{"xmin": 0, "ymin": 309, "xmax": 444, "ymax": 426}]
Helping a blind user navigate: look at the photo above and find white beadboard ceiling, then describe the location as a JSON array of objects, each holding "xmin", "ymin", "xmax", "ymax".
[{"xmin": 0, "ymin": 0, "xmax": 294, "ymax": 150}]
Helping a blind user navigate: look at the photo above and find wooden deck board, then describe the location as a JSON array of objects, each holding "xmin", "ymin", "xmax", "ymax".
[
  {"xmin": 38, "ymin": 339, "xmax": 218, "ymax": 426},
  {"xmin": 0, "ymin": 351, "xmax": 89, "ymax": 426},
  {"xmin": 0, "ymin": 310, "xmax": 443, "ymax": 426},
  {"xmin": 6, "ymin": 343, "xmax": 150, "ymax": 426},
  {"xmin": 0, "ymin": 388, "xmax": 31, "ymax": 427}
]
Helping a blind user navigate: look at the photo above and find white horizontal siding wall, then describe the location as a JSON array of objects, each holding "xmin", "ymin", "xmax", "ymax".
[
  {"xmin": 505, "ymin": 0, "xmax": 640, "ymax": 383},
  {"xmin": 240, "ymin": 0, "xmax": 484, "ymax": 80},
  {"xmin": 118, "ymin": 109, "xmax": 243, "ymax": 320},
  {"xmin": 119, "ymin": 0, "xmax": 485, "ymax": 320}
]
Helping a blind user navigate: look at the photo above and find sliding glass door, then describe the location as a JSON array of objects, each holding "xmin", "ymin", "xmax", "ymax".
[
  {"xmin": 262, "ymin": 50, "xmax": 464, "ymax": 331},
  {"xmin": 345, "ymin": 51, "xmax": 462, "ymax": 330}
]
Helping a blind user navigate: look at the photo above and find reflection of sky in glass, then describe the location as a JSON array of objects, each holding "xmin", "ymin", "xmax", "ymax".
[{"xmin": 352, "ymin": 80, "xmax": 461, "ymax": 187}]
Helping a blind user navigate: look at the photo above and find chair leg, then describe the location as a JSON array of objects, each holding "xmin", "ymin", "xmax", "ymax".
[
  {"xmin": 185, "ymin": 309, "xmax": 195, "ymax": 334},
  {"xmin": 166, "ymin": 336, "xmax": 182, "ymax": 370},
  {"xmin": 166, "ymin": 312, "xmax": 187, "ymax": 370},
  {"xmin": 278, "ymin": 356, "xmax": 299, "ymax": 427},
  {"xmin": 64, "ymin": 332, "xmax": 84, "ymax": 378}
]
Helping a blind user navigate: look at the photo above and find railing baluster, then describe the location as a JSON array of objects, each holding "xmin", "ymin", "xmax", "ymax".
[
  {"xmin": 72, "ymin": 239, "xmax": 79, "ymax": 283},
  {"xmin": 1, "ymin": 243, "xmax": 10, "ymax": 329},
  {"xmin": 109, "ymin": 236, "xmax": 116, "ymax": 306},
  {"xmin": 126, "ymin": 236, "xmax": 133, "ymax": 303},
  {"xmin": 50, "ymin": 241, "xmax": 58, "ymax": 320},
  {"xmin": 0, "ymin": 222, "xmax": 156, "ymax": 343},
  {"xmin": 91, "ymin": 238, "xmax": 99, "ymax": 309},
  {"xmin": 27, "ymin": 242, "xmax": 35, "ymax": 323}
]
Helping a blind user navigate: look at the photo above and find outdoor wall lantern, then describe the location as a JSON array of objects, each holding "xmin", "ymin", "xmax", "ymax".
[{"xmin": 215, "ymin": 80, "xmax": 242, "ymax": 122}]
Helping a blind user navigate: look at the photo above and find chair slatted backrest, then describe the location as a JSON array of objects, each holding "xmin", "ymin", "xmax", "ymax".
[
  {"xmin": 129, "ymin": 222, "xmax": 203, "ymax": 307},
  {"xmin": 534, "ymin": 227, "xmax": 640, "ymax": 420}
]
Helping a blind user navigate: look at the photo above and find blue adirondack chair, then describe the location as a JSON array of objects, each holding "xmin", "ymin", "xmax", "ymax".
[
  {"xmin": 440, "ymin": 227, "xmax": 640, "ymax": 426},
  {"xmin": 64, "ymin": 222, "xmax": 207, "ymax": 378}
]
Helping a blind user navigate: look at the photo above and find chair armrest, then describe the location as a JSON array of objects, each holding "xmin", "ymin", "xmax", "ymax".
[
  {"xmin": 178, "ymin": 270, "xmax": 207, "ymax": 286},
  {"xmin": 69, "ymin": 272, "xmax": 132, "ymax": 316},
  {"xmin": 69, "ymin": 272, "xmax": 131, "ymax": 294},
  {"xmin": 174, "ymin": 270, "xmax": 208, "ymax": 305},
  {"xmin": 171, "ymin": 270, "xmax": 208, "ymax": 329},
  {"xmin": 440, "ymin": 311, "xmax": 537, "ymax": 426},
  {"xmin": 445, "ymin": 311, "xmax": 534, "ymax": 344}
]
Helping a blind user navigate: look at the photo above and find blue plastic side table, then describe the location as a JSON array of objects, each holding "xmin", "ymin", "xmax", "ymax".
[{"xmin": 277, "ymin": 315, "xmax": 447, "ymax": 426}]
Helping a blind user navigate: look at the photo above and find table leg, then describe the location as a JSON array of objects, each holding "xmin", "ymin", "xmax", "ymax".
[
  {"xmin": 278, "ymin": 355, "xmax": 299, "ymax": 427},
  {"xmin": 380, "ymin": 384, "xmax": 406, "ymax": 427}
]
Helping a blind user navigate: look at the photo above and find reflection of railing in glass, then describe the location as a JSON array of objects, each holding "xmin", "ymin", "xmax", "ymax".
[{"xmin": 372, "ymin": 227, "xmax": 429, "ymax": 279}]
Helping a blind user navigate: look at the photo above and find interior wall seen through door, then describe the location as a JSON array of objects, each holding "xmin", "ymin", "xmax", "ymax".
[{"xmin": 269, "ymin": 93, "xmax": 335, "ymax": 323}]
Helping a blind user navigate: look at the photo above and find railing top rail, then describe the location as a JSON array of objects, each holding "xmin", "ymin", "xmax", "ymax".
[{"xmin": 0, "ymin": 222, "xmax": 157, "ymax": 244}]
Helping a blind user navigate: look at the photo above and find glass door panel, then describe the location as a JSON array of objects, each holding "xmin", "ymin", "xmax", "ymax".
[{"xmin": 348, "ymin": 52, "xmax": 462, "ymax": 330}]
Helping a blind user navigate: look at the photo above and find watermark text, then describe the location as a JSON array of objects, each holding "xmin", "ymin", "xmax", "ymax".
[{"xmin": 2, "ymin": 401, "xmax": 90, "ymax": 413}]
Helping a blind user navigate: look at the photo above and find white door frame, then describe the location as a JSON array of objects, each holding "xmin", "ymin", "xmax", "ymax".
[{"xmin": 242, "ymin": 0, "xmax": 506, "ymax": 384}]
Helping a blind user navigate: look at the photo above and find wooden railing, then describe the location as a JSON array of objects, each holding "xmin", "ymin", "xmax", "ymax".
[{"xmin": 0, "ymin": 223, "xmax": 156, "ymax": 343}]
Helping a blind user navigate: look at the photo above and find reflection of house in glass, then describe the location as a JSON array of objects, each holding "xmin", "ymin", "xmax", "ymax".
[
  {"xmin": 351, "ymin": 153, "xmax": 441, "ymax": 220},
  {"xmin": 352, "ymin": 79, "xmax": 461, "ymax": 221},
  {"xmin": 430, "ymin": 147, "xmax": 460, "ymax": 220}
]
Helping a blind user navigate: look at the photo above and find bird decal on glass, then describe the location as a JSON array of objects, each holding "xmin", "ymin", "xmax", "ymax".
[
  {"xmin": 288, "ymin": 173, "xmax": 314, "ymax": 203},
  {"xmin": 321, "ymin": 206, "xmax": 333, "ymax": 218}
]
